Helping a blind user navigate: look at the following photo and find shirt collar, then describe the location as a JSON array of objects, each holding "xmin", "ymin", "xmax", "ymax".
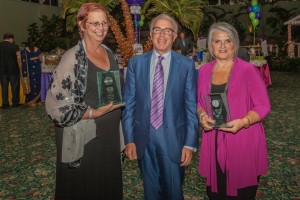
[{"xmin": 153, "ymin": 49, "xmax": 171, "ymax": 61}]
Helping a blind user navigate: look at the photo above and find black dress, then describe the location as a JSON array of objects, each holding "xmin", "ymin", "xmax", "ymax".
[
  {"xmin": 206, "ymin": 83, "xmax": 257, "ymax": 200},
  {"xmin": 54, "ymin": 51, "xmax": 123, "ymax": 200}
]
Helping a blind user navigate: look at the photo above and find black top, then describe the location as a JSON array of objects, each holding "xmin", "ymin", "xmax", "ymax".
[
  {"xmin": 211, "ymin": 82, "xmax": 226, "ymax": 93},
  {"xmin": 0, "ymin": 41, "xmax": 20, "ymax": 75}
]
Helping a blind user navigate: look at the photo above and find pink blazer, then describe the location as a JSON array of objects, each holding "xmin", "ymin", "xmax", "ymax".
[{"xmin": 197, "ymin": 57, "xmax": 271, "ymax": 196}]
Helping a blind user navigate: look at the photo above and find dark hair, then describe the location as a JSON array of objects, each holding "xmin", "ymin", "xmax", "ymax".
[
  {"xmin": 27, "ymin": 38, "xmax": 35, "ymax": 52},
  {"xmin": 3, "ymin": 33, "xmax": 14, "ymax": 40}
]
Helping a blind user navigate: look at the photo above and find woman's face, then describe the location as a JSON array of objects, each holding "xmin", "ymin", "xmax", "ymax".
[
  {"xmin": 211, "ymin": 31, "xmax": 235, "ymax": 61},
  {"xmin": 79, "ymin": 9, "xmax": 109, "ymax": 43}
]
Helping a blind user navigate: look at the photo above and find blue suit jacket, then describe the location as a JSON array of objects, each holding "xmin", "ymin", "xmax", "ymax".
[{"xmin": 122, "ymin": 50, "xmax": 199, "ymax": 163}]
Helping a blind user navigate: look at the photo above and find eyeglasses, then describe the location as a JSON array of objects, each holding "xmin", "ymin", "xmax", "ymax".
[
  {"xmin": 86, "ymin": 21, "xmax": 109, "ymax": 28},
  {"xmin": 152, "ymin": 27, "xmax": 174, "ymax": 36},
  {"xmin": 212, "ymin": 39, "xmax": 233, "ymax": 47}
]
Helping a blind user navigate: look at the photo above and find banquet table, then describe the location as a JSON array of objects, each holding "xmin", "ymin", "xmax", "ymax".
[
  {"xmin": 41, "ymin": 64, "xmax": 56, "ymax": 101},
  {"xmin": 41, "ymin": 73, "xmax": 52, "ymax": 101},
  {"xmin": 0, "ymin": 82, "xmax": 25, "ymax": 107},
  {"xmin": 250, "ymin": 60, "xmax": 272, "ymax": 87}
]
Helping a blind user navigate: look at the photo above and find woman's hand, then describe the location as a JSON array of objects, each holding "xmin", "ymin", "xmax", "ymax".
[
  {"xmin": 199, "ymin": 114, "xmax": 215, "ymax": 131},
  {"xmin": 30, "ymin": 56, "xmax": 39, "ymax": 61},
  {"xmin": 219, "ymin": 118, "xmax": 247, "ymax": 133},
  {"xmin": 93, "ymin": 102, "xmax": 124, "ymax": 118}
]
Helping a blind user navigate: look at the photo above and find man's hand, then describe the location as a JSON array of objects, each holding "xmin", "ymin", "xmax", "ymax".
[
  {"xmin": 180, "ymin": 147, "xmax": 193, "ymax": 166},
  {"xmin": 125, "ymin": 143, "xmax": 137, "ymax": 160}
]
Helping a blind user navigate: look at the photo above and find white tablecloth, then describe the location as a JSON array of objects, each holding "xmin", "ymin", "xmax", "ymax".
[{"xmin": 250, "ymin": 59, "xmax": 267, "ymax": 67}]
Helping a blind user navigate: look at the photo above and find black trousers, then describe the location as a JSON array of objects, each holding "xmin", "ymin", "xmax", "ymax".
[
  {"xmin": 207, "ymin": 131, "xmax": 258, "ymax": 200},
  {"xmin": 0, "ymin": 74, "xmax": 20, "ymax": 107}
]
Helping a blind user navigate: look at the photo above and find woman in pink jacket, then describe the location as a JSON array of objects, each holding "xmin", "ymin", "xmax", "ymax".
[{"xmin": 197, "ymin": 22, "xmax": 270, "ymax": 199}]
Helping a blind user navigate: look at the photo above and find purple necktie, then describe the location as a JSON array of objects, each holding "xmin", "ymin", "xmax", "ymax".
[{"xmin": 150, "ymin": 56, "xmax": 164, "ymax": 129}]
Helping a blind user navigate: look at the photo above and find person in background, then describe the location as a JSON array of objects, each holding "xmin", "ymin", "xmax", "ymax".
[
  {"xmin": 0, "ymin": 33, "xmax": 21, "ymax": 109},
  {"xmin": 45, "ymin": 3, "xmax": 123, "ymax": 199},
  {"xmin": 21, "ymin": 38, "xmax": 42, "ymax": 107},
  {"xmin": 122, "ymin": 14, "xmax": 199, "ymax": 200},
  {"xmin": 237, "ymin": 46, "xmax": 250, "ymax": 62},
  {"xmin": 197, "ymin": 22, "xmax": 270, "ymax": 199},
  {"xmin": 173, "ymin": 31, "xmax": 193, "ymax": 56}
]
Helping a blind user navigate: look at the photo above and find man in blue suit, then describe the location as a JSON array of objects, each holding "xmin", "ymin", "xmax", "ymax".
[{"xmin": 122, "ymin": 14, "xmax": 199, "ymax": 200}]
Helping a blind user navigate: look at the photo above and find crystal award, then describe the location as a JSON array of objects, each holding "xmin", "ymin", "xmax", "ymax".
[
  {"xmin": 96, "ymin": 70, "xmax": 123, "ymax": 107},
  {"xmin": 205, "ymin": 93, "xmax": 231, "ymax": 128}
]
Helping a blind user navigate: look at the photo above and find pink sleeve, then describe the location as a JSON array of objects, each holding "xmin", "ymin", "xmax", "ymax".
[{"xmin": 247, "ymin": 65, "xmax": 271, "ymax": 120}]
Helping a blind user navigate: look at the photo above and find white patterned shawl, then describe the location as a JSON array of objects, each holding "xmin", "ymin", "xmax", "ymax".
[
  {"xmin": 46, "ymin": 40, "xmax": 89, "ymax": 127},
  {"xmin": 45, "ymin": 40, "xmax": 118, "ymax": 163},
  {"xmin": 46, "ymin": 40, "xmax": 118, "ymax": 163}
]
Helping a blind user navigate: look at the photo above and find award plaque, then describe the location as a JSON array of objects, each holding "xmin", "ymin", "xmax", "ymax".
[
  {"xmin": 205, "ymin": 93, "xmax": 231, "ymax": 128},
  {"xmin": 96, "ymin": 70, "xmax": 123, "ymax": 107}
]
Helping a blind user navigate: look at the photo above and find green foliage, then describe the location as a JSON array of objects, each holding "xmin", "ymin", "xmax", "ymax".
[
  {"xmin": 270, "ymin": 58, "xmax": 300, "ymax": 73},
  {"xmin": 267, "ymin": 37, "xmax": 300, "ymax": 72},
  {"xmin": 61, "ymin": 0, "xmax": 120, "ymax": 33},
  {"xmin": 27, "ymin": 23, "xmax": 40, "ymax": 42},
  {"xmin": 265, "ymin": 5, "xmax": 297, "ymax": 36},
  {"xmin": 199, "ymin": 6, "xmax": 246, "ymax": 42},
  {"xmin": 39, "ymin": 15, "xmax": 64, "ymax": 51},
  {"xmin": 142, "ymin": 0, "xmax": 206, "ymax": 41},
  {"xmin": 200, "ymin": 7, "xmax": 232, "ymax": 35},
  {"xmin": 27, "ymin": 15, "xmax": 79, "ymax": 52}
]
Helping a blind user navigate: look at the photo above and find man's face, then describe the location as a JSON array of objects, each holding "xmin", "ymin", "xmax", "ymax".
[
  {"xmin": 180, "ymin": 32, "xmax": 185, "ymax": 39},
  {"xmin": 150, "ymin": 19, "xmax": 177, "ymax": 55},
  {"xmin": 6, "ymin": 38, "xmax": 14, "ymax": 43}
]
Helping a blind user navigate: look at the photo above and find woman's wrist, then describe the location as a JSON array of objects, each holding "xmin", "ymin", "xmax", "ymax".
[
  {"xmin": 242, "ymin": 117, "xmax": 251, "ymax": 128},
  {"xmin": 89, "ymin": 108, "xmax": 93, "ymax": 119}
]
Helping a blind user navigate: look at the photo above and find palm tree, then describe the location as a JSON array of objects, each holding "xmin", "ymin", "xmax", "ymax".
[
  {"xmin": 142, "ymin": 0, "xmax": 206, "ymax": 41},
  {"xmin": 60, "ymin": 0, "xmax": 136, "ymax": 64},
  {"xmin": 60, "ymin": 0, "xmax": 207, "ymax": 59},
  {"xmin": 200, "ymin": 6, "xmax": 232, "ymax": 36},
  {"xmin": 265, "ymin": 6, "xmax": 297, "ymax": 36},
  {"xmin": 61, "ymin": 0, "xmax": 120, "ymax": 32}
]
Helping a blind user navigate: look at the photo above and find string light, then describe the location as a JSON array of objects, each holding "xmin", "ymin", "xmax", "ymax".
[
  {"xmin": 287, "ymin": 23, "xmax": 295, "ymax": 58},
  {"xmin": 143, "ymin": 36, "xmax": 153, "ymax": 52}
]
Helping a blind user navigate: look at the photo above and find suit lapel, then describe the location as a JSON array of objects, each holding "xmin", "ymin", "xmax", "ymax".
[{"xmin": 164, "ymin": 51, "xmax": 179, "ymax": 106}]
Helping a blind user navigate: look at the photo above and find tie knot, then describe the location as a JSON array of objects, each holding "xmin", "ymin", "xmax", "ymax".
[{"xmin": 158, "ymin": 56, "xmax": 164, "ymax": 64}]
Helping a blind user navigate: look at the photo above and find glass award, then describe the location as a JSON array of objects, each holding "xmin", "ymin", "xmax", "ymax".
[
  {"xmin": 96, "ymin": 70, "xmax": 123, "ymax": 107},
  {"xmin": 204, "ymin": 93, "xmax": 231, "ymax": 128}
]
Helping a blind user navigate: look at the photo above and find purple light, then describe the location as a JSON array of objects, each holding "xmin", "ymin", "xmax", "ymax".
[{"xmin": 125, "ymin": 0, "xmax": 145, "ymax": 6}]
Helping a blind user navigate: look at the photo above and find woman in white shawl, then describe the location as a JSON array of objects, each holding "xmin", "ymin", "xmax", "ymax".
[{"xmin": 45, "ymin": 3, "xmax": 123, "ymax": 199}]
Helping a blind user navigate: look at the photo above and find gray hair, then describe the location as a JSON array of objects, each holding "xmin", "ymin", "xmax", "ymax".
[
  {"xmin": 207, "ymin": 22, "xmax": 240, "ymax": 58},
  {"xmin": 149, "ymin": 14, "xmax": 178, "ymax": 34}
]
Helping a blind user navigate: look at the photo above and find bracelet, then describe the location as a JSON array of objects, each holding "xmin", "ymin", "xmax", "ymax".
[
  {"xmin": 89, "ymin": 108, "xmax": 93, "ymax": 119},
  {"xmin": 244, "ymin": 117, "xmax": 251, "ymax": 128}
]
